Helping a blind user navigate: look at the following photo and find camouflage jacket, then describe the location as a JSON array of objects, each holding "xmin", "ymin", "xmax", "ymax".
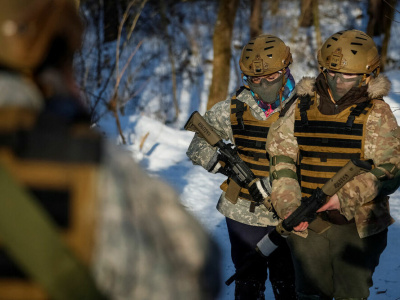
[
  {"xmin": 93, "ymin": 143, "xmax": 220, "ymax": 300},
  {"xmin": 187, "ymin": 87, "xmax": 294, "ymax": 227},
  {"xmin": 0, "ymin": 71, "xmax": 220, "ymax": 300},
  {"xmin": 266, "ymin": 74, "xmax": 400, "ymax": 238}
]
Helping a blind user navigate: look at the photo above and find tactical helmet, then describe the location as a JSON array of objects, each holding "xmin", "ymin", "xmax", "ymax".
[
  {"xmin": 317, "ymin": 29, "xmax": 380, "ymax": 74},
  {"xmin": 239, "ymin": 34, "xmax": 292, "ymax": 76},
  {"xmin": 0, "ymin": 0, "xmax": 83, "ymax": 72}
]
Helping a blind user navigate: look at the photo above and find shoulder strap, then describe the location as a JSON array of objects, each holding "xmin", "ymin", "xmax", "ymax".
[
  {"xmin": 279, "ymin": 94, "xmax": 297, "ymax": 117},
  {"xmin": 235, "ymin": 86, "xmax": 247, "ymax": 96},
  {"xmin": 0, "ymin": 164, "xmax": 107, "ymax": 300},
  {"xmin": 231, "ymin": 97, "xmax": 247, "ymax": 130},
  {"xmin": 298, "ymin": 94, "xmax": 312, "ymax": 126},
  {"xmin": 345, "ymin": 100, "xmax": 373, "ymax": 131}
]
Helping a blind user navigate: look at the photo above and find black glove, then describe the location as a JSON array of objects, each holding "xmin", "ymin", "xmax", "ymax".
[
  {"xmin": 248, "ymin": 177, "xmax": 271, "ymax": 204},
  {"xmin": 207, "ymin": 153, "xmax": 232, "ymax": 177}
]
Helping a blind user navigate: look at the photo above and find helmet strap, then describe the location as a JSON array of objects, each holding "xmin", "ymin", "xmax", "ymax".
[
  {"xmin": 374, "ymin": 66, "xmax": 381, "ymax": 77},
  {"xmin": 327, "ymin": 86, "xmax": 337, "ymax": 104},
  {"xmin": 279, "ymin": 68, "xmax": 287, "ymax": 110},
  {"xmin": 321, "ymin": 69, "xmax": 337, "ymax": 104},
  {"xmin": 242, "ymin": 73, "xmax": 250, "ymax": 89},
  {"xmin": 359, "ymin": 74, "xmax": 367, "ymax": 87}
]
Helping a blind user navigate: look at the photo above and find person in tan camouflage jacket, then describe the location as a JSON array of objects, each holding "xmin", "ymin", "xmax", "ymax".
[
  {"xmin": 266, "ymin": 29, "xmax": 400, "ymax": 300},
  {"xmin": 187, "ymin": 34, "xmax": 297, "ymax": 300},
  {"xmin": 0, "ymin": 1, "xmax": 220, "ymax": 299}
]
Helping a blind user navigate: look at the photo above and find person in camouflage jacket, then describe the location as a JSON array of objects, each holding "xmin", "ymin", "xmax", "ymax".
[
  {"xmin": 0, "ymin": 1, "xmax": 220, "ymax": 299},
  {"xmin": 187, "ymin": 34, "xmax": 297, "ymax": 300},
  {"xmin": 266, "ymin": 29, "xmax": 400, "ymax": 300}
]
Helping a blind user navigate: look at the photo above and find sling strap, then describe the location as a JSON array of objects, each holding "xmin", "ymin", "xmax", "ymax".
[{"xmin": 0, "ymin": 164, "xmax": 107, "ymax": 300}]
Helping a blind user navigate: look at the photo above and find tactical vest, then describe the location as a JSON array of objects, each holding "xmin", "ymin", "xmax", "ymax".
[
  {"xmin": 220, "ymin": 96, "xmax": 279, "ymax": 202},
  {"xmin": 294, "ymin": 94, "xmax": 374, "ymax": 197},
  {"xmin": 0, "ymin": 107, "xmax": 102, "ymax": 300}
]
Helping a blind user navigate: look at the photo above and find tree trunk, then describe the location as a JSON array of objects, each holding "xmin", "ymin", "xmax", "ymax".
[
  {"xmin": 380, "ymin": 0, "xmax": 396, "ymax": 71},
  {"xmin": 299, "ymin": 0, "xmax": 314, "ymax": 27},
  {"xmin": 313, "ymin": 0, "xmax": 321, "ymax": 49},
  {"xmin": 270, "ymin": 0, "xmax": 280, "ymax": 15},
  {"xmin": 367, "ymin": 0, "xmax": 397, "ymax": 71},
  {"xmin": 207, "ymin": 0, "xmax": 239, "ymax": 110},
  {"xmin": 367, "ymin": 0, "xmax": 383, "ymax": 37},
  {"xmin": 160, "ymin": 0, "xmax": 179, "ymax": 121},
  {"xmin": 103, "ymin": 0, "xmax": 120, "ymax": 42},
  {"xmin": 250, "ymin": 0, "xmax": 263, "ymax": 39}
]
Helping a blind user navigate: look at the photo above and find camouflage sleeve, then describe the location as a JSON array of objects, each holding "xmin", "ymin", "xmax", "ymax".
[
  {"xmin": 266, "ymin": 100, "xmax": 301, "ymax": 219},
  {"xmin": 337, "ymin": 101, "xmax": 400, "ymax": 219},
  {"xmin": 93, "ymin": 142, "xmax": 220, "ymax": 300},
  {"xmin": 186, "ymin": 99, "xmax": 233, "ymax": 170}
]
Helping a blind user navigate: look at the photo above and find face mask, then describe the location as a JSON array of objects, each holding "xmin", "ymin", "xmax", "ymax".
[
  {"xmin": 325, "ymin": 71, "xmax": 362, "ymax": 102},
  {"xmin": 247, "ymin": 73, "xmax": 284, "ymax": 104}
]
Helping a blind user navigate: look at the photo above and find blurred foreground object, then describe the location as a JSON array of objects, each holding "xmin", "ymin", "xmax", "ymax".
[{"xmin": 0, "ymin": 0, "xmax": 221, "ymax": 299}]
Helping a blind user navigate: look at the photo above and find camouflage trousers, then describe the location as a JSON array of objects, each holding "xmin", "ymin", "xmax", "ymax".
[{"xmin": 287, "ymin": 223, "xmax": 387, "ymax": 299}]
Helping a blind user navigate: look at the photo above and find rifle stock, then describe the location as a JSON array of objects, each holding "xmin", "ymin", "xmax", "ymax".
[{"xmin": 184, "ymin": 111, "xmax": 221, "ymax": 147}]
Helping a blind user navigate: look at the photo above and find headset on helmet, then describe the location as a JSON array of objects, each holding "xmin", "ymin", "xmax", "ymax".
[
  {"xmin": 0, "ymin": 0, "xmax": 83, "ymax": 72},
  {"xmin": 317, "ymin": 29, "xmax": 380, "ymax": 75},
  {"xmin": 239, "ymin": 34, "xmax": 292, "ymax": 76}
]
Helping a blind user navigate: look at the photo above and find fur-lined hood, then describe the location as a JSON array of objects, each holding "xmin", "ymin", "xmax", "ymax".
[{"xmin": 296, "ymin": 73, "xmax": 391, "ymax": 99}]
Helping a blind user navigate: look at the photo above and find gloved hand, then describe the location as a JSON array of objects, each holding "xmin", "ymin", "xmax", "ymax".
[
  {"xmin": 248, "ymin": 177, "xmax": 271, "ymax": 204},
  {"xmin": 208, "ymin": 160, "xmax": 223, "ymax": 174},
  {"xmin": 207, "ymin": 153, "xmax": 231, "ymax": 176}
]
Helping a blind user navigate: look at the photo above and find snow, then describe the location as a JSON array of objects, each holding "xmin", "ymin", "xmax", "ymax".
[{"xmin": 87, "ymin": 1, "xmax": 400, "ymax": 298}]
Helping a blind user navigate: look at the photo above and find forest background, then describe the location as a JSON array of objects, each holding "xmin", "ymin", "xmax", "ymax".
[{"xmin": 74, "ymin": 0, "xmax": 399, "ymax": 136}]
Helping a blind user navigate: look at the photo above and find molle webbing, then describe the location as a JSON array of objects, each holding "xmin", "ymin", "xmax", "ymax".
[
  {"xmin": 345, "ymin": 100, "xmax": 373, "ymax": 130},
  {"xmin": 298, "ymin": 94, "xmax": 313, "ymax": 126},
  {"xmin": 220, "ymin": 97, "xmax": 278, "ymax": 201},
  {"xmin": 279, "ymin": 94, "xmax": 297, "ymax": 117},
  {"xmin": 294, "ymin": 97, "xmax": 373, "ymax": 197},
  {"xmin": 0, "ymin": 108, "xmax": 102, "ymax": 299},
  {"xmin": 231, "ymin": 97, "xmax": 246, "ymax": 130}
]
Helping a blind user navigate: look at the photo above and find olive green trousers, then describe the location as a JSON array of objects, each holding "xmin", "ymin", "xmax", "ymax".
[{"xmin": 287, "ymin": 223, "xmax": 387, "ymax": 299}]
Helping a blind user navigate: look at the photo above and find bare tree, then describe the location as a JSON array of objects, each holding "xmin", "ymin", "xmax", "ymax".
[
  {"xmin": 367, "ymin": 0, "xmax": 397, "ymax": 71},
  {"xmin": 160, "ymin": 0, "xmax": 179, "ymax": 122},
  {"xmin": 269, "ymin": 0, "xmax": 280, "ymax": 15},
  {"xmin": 299, "ymin": 0, "xmax": 314, "ymax": 27},
  {"xmin": 250, "ymin": 0, "xmax": 263, "ymax": 38},
  {"xmin": 77, "ymin": 0, "xmax": 148, "ymax": 144},
  {"xmin": 313, "ymin": 0, "xmax": 322, "ymax": 49},
  {"xmin": 207, "ymin": 0, "xmax": 239, "ymax": 110}
]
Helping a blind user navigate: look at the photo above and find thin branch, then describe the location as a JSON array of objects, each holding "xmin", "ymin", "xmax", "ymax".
[
  {"xmin": 109, "ymin": 0, "xmax": 147, "ymax": 144},
  {"xmin": 126, "ymin": 0, "xmax": 148, "ymax": 41},
  {"xmin": 385, "ymin": 14, "xmax": 400, "ymax": 23},
  {"xmin": 383, "ymin": 0, "xmax": 400, "ymax": 14},
  {"xmin": 114, "ymin": 40, "xmax": 143, "ymax": 95},
  {"xmin": 115, "ymin": 0, "xmax": 136, "ymax": 82}
]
